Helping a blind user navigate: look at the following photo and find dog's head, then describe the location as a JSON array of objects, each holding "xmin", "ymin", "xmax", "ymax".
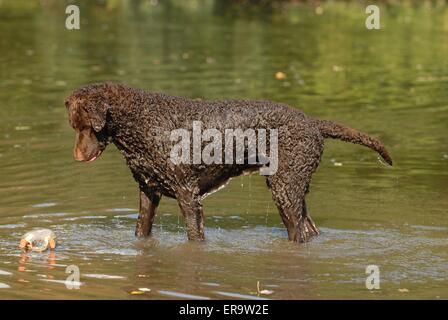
[{"xmin": 65, "ymin": 85, "xmax": 112, "ymax": 162}]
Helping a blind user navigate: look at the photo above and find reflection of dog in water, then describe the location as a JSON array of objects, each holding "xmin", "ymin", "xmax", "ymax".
[
  {"xmin": 65, "ymin": 82, "xmax": 392, "ymax": 243},
  {"xmin": 18, "ymin": 251, "xmax": 56, "ymax": 278}
]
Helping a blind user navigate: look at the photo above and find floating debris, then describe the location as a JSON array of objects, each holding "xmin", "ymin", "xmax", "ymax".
[
  {"xmin": 138, "ymin": 287, "xmax": 151, "ymax": 292},
  {"xmin": 315, "ymin": 6, "xmax": 324, "ymax": 15},
  {"xmin": 256, "ymin": 281, "xmax": 274, "ymax": 296},
  {"xmin": 0, "ymin": 283, "xmax": 11, "ymax": 289},
  {"xmin": 259, "ymin": 289, "xmax": 274, "ymax": 295},
  {"xmin": 275, "ymin": 71, "xmax": 286, "ymax": 80},
  {"xmin": 130, "ymin": 290, "xmax": 145, "ymax": 295},
  {"xmin": 20, "ymin": 229, "xmax": 56, "ymax": 252},
  {"xmin": 333, "ymin": 162, "xmax": 343, "ymax": 167},
  {"xmin": 205, "ymin": 57, "xmax": 215, "ymax": 64},
  {"xmin": 398, "ymin": 288, "xmax": 410, "ymax": 293},
  {"xmin": 330, "ymin": 159, "xmax": 343, "ymax": 166}
]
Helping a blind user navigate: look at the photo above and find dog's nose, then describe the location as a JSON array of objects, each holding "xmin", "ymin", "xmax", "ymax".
[{"xmin": 73, "ymin": 148, "xmax": 86, "ymax": 161}]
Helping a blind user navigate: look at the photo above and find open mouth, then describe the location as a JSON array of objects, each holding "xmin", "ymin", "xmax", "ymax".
[{"xmin": 87, "ymin": 149, "xmax": 103, "ymax": 162}]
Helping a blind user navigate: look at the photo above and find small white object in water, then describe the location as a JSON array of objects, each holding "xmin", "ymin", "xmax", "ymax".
[
  {"xmin": 333, "ymin": 162, "xmax": 343, "ymax": 167},
  {"xmin": 330, "ymin": 159, "xmax": 343, "ymax": 166},
  {"xmin": 259, "ymin": 289, "xmax": 274, "ymax": 295},
  {"xmin": 20, "ymin": 229, "xmax": 56, "ymax": 252},
  {"xmin": 256, "ymin": 281, "xmax": 274, "ymax": 295}
]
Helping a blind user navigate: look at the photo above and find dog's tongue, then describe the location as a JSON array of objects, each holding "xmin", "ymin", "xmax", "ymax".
[{"xmin": 88, "ymin": 150, "xmax": 102, "ymax": 162}]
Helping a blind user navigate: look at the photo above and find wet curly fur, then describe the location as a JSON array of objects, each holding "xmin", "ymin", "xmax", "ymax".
[{"xmin": 65, "ymin": 82, "xmax": 392, "ymax": 243}]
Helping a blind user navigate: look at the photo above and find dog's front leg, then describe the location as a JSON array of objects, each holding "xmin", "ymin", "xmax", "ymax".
[{"xmin": 135, "ymin": 189, "xmax": 161, "ymax": 237}]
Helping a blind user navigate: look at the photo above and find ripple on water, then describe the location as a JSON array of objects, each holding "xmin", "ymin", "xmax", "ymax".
[
  {"xmin": 113, "ymin": 213, "xmax": 138, "ymax": 219},
  {"xmin": 0, "ymin": 269, "xmax": 13, "ymax": 276},
  {"xmin": 213, "ymin": 291, "xmax": 270, "ymax": 300},
  {"xmin": 201, "ymin": 282, "xmax": 220, "ymax": 287},
  {"xmin": 23, "ymin": 212, "xmax": 69, "ymax": 219},
  {"xmin": 83, "ymin": 274, "xmax": 126, "ymax": 280},
  {"xmin": 0, "ymin": 223, "xmax": 26, "ymax": 229},
  {"xmin": 158, "ymin": 290, "xmax": 210, "ymax": 300},
  {"xmin": 63, "ymin": 216, "xmax": 107, "ymax": 221},
  {"xmin": 39, "ymin": 279, "xmax": 84, "ymax": 287},
  {"xmin": 106, "ymin": 208, "xmax": 136, "ymax": 212},
  {"xmin": 410, "ymin": 225, "xmax": 448, "ymax": 232},
  {"xmin": 31, "ymin": 203, "xmax": 57, "ymax": 208}
]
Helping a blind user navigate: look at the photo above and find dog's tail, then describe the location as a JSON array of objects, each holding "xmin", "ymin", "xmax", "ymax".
[{"xmin": 313, "ymin": 118, "xmax": 393, "ymax": 166}]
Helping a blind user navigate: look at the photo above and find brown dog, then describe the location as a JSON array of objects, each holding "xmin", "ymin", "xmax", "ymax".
[{"xmin": 65, "ymin": 82, "xmax": 392, "ymax": 243}]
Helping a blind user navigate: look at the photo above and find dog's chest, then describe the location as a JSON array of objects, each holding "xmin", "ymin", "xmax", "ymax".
[{"xmin": 118, "ymin": 146, "xmax": 176, "ymax": 196}]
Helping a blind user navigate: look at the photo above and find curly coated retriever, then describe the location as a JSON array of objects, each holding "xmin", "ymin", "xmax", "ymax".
[{"xmin": 65, "ymin": 82, "xmax": 392, "ymax": 243}]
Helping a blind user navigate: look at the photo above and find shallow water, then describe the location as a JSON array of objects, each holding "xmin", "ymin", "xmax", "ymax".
[{"xmin": 0, "ymin": 1, "xmax": 447, "ymax": 299}]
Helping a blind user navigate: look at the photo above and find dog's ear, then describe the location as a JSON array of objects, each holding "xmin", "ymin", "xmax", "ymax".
[{"xmin": 86, "ymin": 101, "xmax": 110, "ymax": 132}]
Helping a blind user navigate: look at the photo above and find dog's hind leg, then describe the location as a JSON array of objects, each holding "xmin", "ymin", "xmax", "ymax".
[
  {"xmin": 267, "ymin": 173, "xmax": 319, "ymax": 243},
  {"xmin": 135, "ymin": 190, "xmax": 161, "ymax": 237},
  {"xmin": 176, "ymin": 191, "xmax": 205, "ymax": 241},
  {"xmin": 266, "ymin": 131, "xmax": 322, "ymax": 243},
  {"xmin": 299, "ymin": 184, "xmax": 319, "ymax": 238},
  {"xmin": 301, "ymin": 198, "xmax": 319, "ymax": 240}
]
